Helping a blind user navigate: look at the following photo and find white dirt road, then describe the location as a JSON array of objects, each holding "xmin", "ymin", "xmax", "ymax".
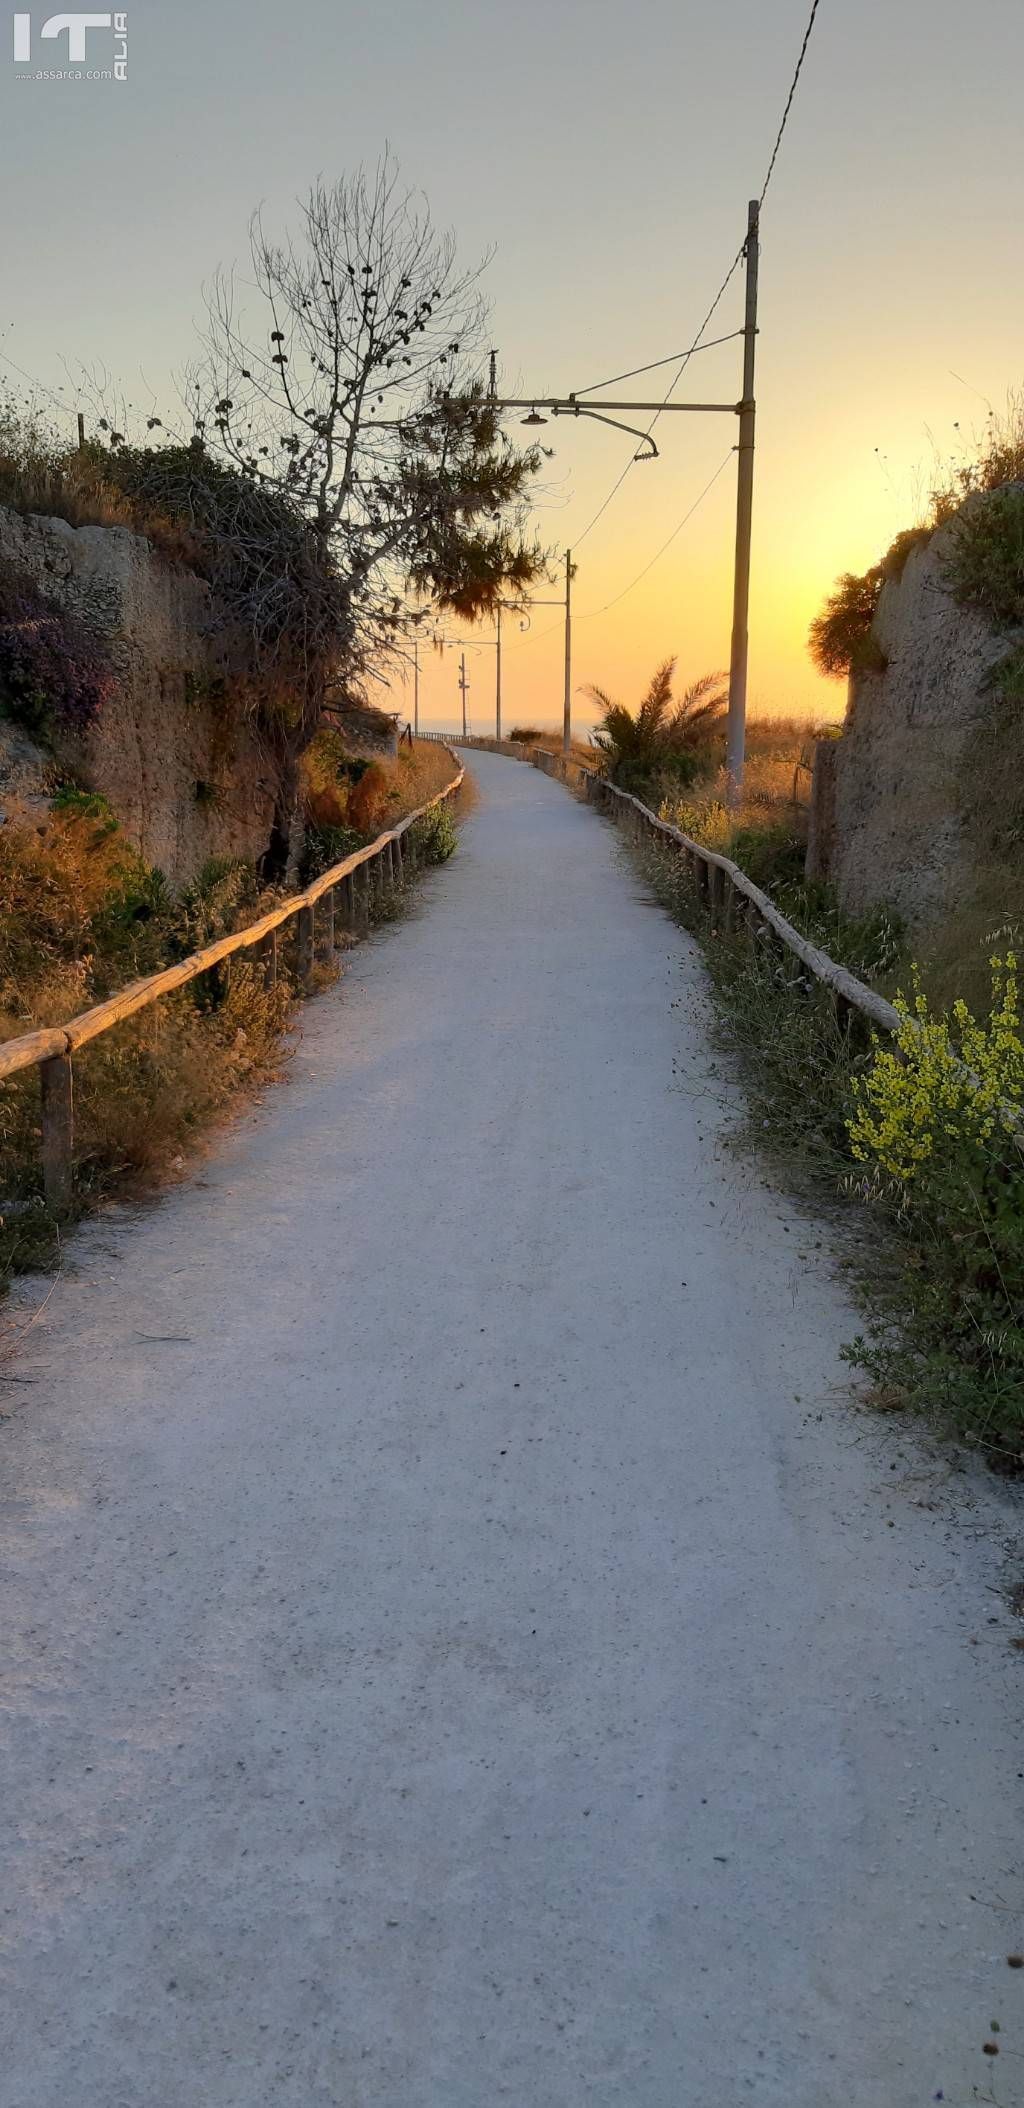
[{"xmin": 1, "ymin": 748, "xmax": 1022, "ymax": 2107}]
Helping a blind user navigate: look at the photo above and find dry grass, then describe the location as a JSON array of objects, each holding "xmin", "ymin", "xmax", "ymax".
[
  {"xmin": 509, "ymin": 713, "xmax": 822, "ymax": 848},
  {"xmin": 0, "ymin": 753, "xmax": 466, "ymax": 1285},
  {"xmin": 385, "ymin": 737, "xmax": 464, "ymax": 816},
  {"xmin": 0, "ymin": 445, "xmax": 136, "ymax": 534},
  {"xmin": 655, "ymin": 713, "xmax": 820, "ymax": 849},
  {"xmin": 0, "ymin": 394, "xmax": 214, "ymax": 571},
  {"xmin": 0, "ymin": 802, "xmax": 295, "ymax": 1278},
  {"xmin": 302, "ymin": 732, "xmax": 460, "ymax": 839},
  {"xmin": 929, "ymin": 388, "xmax": 1024, "ymax": 525}
]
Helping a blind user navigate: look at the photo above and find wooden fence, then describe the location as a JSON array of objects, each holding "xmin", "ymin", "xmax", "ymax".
[
  {"xmin": 0, "ymin": 752, "xmax": 464, "ymax": 1212},
  {"xmin": 526, "ymin": 745, "xmax": 903, "ymax": 1039},
  {"xmin": 414, "ymin": 733, "xmax": 898, "ymax": 1033}
]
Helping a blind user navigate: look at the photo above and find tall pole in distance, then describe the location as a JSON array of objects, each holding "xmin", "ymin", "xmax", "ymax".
[
  {"xmin": 726, "ymin": 200, "xmax": 760, "ymax": 805},
  {"xmin": 459, "ymin": 651, "xmax": 469, "ymax": 738},
  {"xmin": 413, "ymin": 636, "xmax": 420, "ymax": 738},
  {"xmin": 562, "ymin": 548, "xmax": 573, "ymax": 757},
  {"xmin": 495, "ymin": 603, "xmax": 502, "ymax": 742}
]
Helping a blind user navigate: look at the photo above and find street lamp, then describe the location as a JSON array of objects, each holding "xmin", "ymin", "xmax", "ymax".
[{"xmin": 522, "ymin": 402, "xmax": 659, "ymax": 463}]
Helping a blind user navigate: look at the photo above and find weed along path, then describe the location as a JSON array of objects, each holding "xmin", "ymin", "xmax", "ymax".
[{"xmin": 1, "ymin": 750, "xmax": 1022, "ymax": 2107}]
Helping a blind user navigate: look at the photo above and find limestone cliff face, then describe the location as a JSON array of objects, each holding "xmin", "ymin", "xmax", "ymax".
[
  {"xmin": 817, "ymin": 508, "xmax": 1022, "ymax": 933},
  {"xmin": 0, "ymin": 506, "xmax": 281, "ymax": 886}
]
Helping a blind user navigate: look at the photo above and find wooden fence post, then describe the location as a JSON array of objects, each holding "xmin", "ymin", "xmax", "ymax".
[
  {"xmin": 319, "ymin": 887, "xmax": 335, "ymax": 961},
  {"xmin": 296, "ymin": 905, "xmax": 315, "ymax": 989},
  {"xmin": 261, "ymin": 930, "xmax": 278, "ymax": 990},
  {"xmin": 832, "ymin": 988, "xmax": 854, "ymax": 1037},
  {"xmin": 40, "ymin": 1051, "xmax": 74, "ymax": 1214}
]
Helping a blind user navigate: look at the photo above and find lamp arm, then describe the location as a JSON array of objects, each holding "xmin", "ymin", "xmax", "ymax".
[{"xmin": 551, "ymin": 404, "xmax": 658, "ymax": 460}]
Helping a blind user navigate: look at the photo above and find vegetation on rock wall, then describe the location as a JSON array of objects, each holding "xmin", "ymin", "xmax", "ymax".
[
  {"xmin": 943, "ymin": 483, "xmax": 1024, "ymax": 628},
  {"xmin": 95, "ymin": 441, "xmax": 346, "ymax": 682},
  {"xmin": 809, "ymin": 399, "xmax": 1024, "ymax": 679},
  {"xmin": 0, "ymin": 568, "xmax": 114, "ymax": 738},
  {"xmin": 846, "ymin": 956, "xmax": 1024, "ymax": 1435},
  {"xmin": 807, "ymin": 527, "xmax": 932, "ymax": 678},
  {"xmin": 0, "ymin": 159, "xmax": 553, "ymax": 871}
]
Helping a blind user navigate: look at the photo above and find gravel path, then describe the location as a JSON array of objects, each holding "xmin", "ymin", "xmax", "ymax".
[{"xmin": 1, "ymin": 748, "xmax": 1022, "ymax": 2107}]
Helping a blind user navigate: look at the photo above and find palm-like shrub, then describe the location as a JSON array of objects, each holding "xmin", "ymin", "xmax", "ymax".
[{"xmin": 588, "ymin": 658, "xmax": 727, "ymax": 793}]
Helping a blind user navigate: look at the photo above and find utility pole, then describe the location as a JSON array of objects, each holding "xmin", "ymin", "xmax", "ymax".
[
  {"xmin": 495, "ymin": 603, "xmax": 502, "ymax": 742},
  {"xmin": 458, "ymin": 652, "xmax": 470, "ymax": 738},
  {"xmin": 562, "ymin": 549, "xmax": 573, "ymax": 757},
  {"xmin": 413, "ymin": 635, "xmax": 420, "ymax": 738},
  {"xmin": 481, "ymin": 199, "xmax": 764, "ymax": 788},
  {"xmin": 726, "ymin": 199, "xmax": 760, "ymax": 803}
]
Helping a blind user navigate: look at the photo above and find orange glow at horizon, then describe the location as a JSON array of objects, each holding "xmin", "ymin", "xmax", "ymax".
[{"xmin": 3, "ymin": 0, "xmax": 1022, "ymax": 751}]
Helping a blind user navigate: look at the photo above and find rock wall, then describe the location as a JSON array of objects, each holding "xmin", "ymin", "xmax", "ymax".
[
  {"xmin": 819, "ymin": 513, "xmax": 1020, "ymax": 932},
  {"xmin": 330, "ymin": 702, "xmax": 400, "ymax": 757},
  {"xmin": 0, "ymin": 507, "xmax": 281, "ymax": 886}
]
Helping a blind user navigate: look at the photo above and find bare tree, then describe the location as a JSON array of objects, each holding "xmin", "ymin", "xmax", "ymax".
[
  {"xmin": 71, "ymin": 159, "xmax": 548, "ymax": 871},
  {"xmin": 192, "ymin": 156, "xmax": 546, "ymax": 692}
]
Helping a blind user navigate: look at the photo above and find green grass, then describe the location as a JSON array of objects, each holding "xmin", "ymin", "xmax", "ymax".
[{"xmin": 631, "ymin": 819, "xmax": 1024, "ymax": 1468}]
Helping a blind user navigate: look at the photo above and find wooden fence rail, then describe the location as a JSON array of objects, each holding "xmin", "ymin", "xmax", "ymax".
[
  {"xmin": 440, "ymin": 740, "xmax": 1011, "ymax": 1132},
  {"xmin": 405, "ymin": 735, "xmax": 898, "ymax": 1035},
  {"xmin": 0, "ymin": 752, "xmax": 464, "ymax": 1211},
  {"xmin": 524, "ymin": 745, "xmax": 903, "ymax": 1039}
]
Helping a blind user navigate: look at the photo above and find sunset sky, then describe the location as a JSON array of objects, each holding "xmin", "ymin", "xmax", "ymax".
[{"xmin": 3, "ymin": 0, "xmax": 1023, "ymax": 735}]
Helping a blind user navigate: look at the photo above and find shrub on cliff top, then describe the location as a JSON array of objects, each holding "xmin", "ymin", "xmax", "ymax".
[
  {"xmin": 807, "ymin": 528, "xmax": 933, "ymax": 681},
  {"xmin": 97, "ymin": 442, "xmax": 346, "ymax": 682}
]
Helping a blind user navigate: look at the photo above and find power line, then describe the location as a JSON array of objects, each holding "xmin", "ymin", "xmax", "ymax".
[
  {"xmin": 757, "ymin": 0, "xmax": 823, "ymax": 209},
  {"xmin": 564, "ymin": 0, "xmax": 824, "ymax": 558},
  {"xmin": 508, "ymin": 448, "xmax": 735, "ymax": 649},
  {"xmin": 574, "ymin": 331, "xmax": 744, "ymax": 398},
  {"xmin": 586, "ymin": 450, "xmax": 735, "ymax": 615},
  {"xmin": 570, "ymin": 248, "xmax": 744, "ymax": 554}
]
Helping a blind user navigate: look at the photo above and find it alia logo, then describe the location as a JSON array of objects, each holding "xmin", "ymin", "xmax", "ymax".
[{"xmin": 13, "ymin": 11, "xmax": 127, "ymax": 76}]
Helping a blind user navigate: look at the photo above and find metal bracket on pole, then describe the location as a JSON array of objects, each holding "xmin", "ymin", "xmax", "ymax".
[{"xmin": 481, "ymin": 201, "xmax": 762, "ymax": 796}]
